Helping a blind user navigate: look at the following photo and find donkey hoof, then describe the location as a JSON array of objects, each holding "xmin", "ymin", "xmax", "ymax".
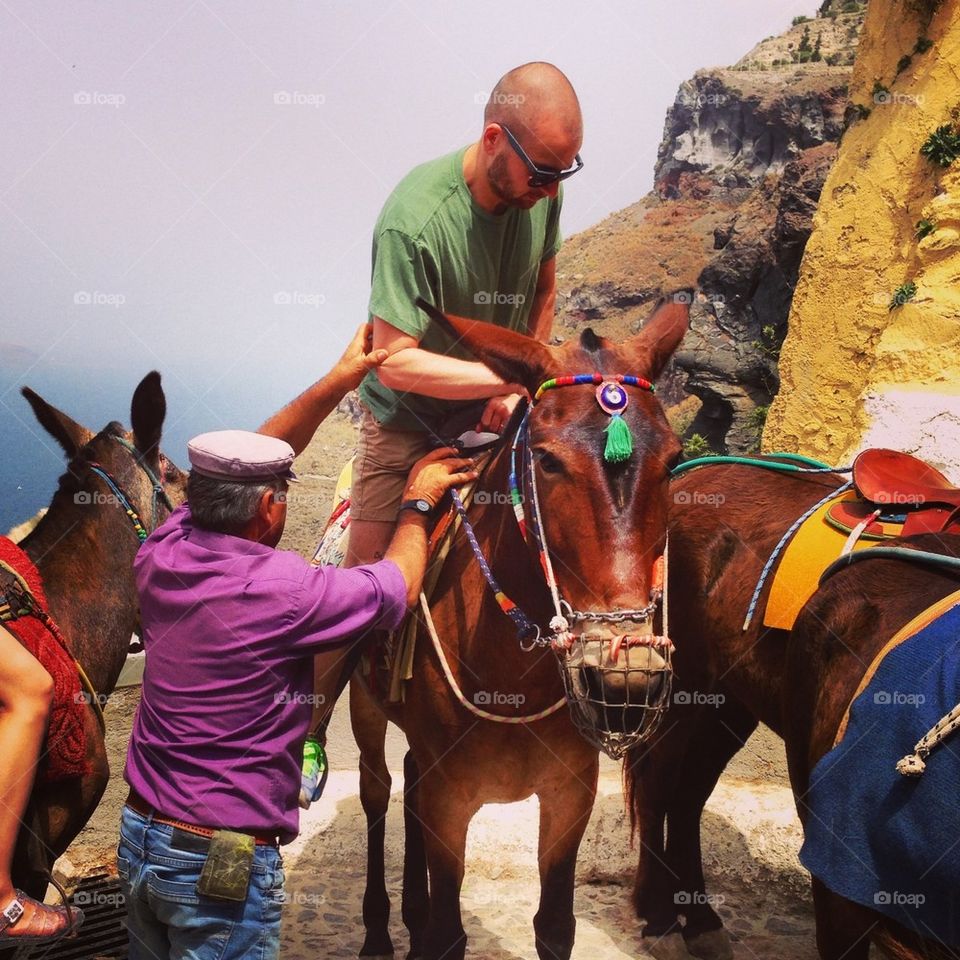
[
  {"xmin": 646, "ymin": 932, "xmax": 695, "ymax": 960},
  {"xmin": 684, "ymin": 928, "xmax": 734, "ymax": 960}
]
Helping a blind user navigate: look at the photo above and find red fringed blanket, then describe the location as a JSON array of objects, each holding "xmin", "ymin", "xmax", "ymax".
[{"xmin": 0, "ymin": 537, "xmax": 89, "ymax": 782}]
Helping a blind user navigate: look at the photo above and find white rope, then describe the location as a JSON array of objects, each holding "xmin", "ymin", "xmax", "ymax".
[
  {"xmin": 419, "ymin": 593, "xmax": 566, "ymax": 724},
  {"xmin": 897, "ymin": 702, "xmax": 960, "ymax": 776}
]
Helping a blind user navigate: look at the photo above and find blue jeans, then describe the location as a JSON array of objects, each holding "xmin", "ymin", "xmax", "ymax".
[{"xmin": 117, "ymin": 805, "xmax": 284, "ymax": 960}]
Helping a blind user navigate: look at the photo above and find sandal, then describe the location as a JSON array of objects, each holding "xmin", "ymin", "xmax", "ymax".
[{"xmin": 0, "ymin": 889, "xmax": 84, "ymax": 945}]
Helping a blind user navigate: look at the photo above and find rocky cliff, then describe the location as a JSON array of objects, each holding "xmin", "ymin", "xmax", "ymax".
[
  {"xmin": 555, "ymin": 2, "xmax": 864, "ymax": 453},
  {"xmin": 765, "ymin": 0, "xmax": 960, "ymax": 476}
]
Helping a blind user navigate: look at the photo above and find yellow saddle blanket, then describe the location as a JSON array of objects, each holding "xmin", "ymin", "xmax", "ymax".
[{"xmin": 764, "ymin": 490, "xmax": 875, "ymax": 631}]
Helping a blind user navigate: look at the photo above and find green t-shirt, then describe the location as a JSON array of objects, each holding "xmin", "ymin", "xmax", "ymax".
[{"xmin": 359, "ymin": 147, "xmax": 562, "ymax": 433}]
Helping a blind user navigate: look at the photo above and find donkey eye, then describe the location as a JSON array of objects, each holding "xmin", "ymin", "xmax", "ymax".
[{"xmin": 534, "ymin": 448, "xmax": 563, "ymax": 475}]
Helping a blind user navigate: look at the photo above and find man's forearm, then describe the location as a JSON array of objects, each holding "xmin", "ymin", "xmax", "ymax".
[
  {"xmin": 384, "ymin": 512, "xmax": 430, "ymax": 608},
  {"xmin": 377, "ymin": 349, "xmax": 519, "ymax": 399},
  {"xmin": 258, "ymin": 368, "xmax": 354, "ymax": 455},
  {"xmin": 527, "ymin": 283, "xmax": 556, "ymax": 342}
]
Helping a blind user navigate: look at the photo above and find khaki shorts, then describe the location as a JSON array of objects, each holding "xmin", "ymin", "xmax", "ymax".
[{"xmin": 351, "ymin": 409, "xmax": 433, "ymax": 523}]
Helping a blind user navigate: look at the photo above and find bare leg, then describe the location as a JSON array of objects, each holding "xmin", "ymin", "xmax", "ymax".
[
  {"xmin": 0, "ymin": 625, "xmax": 61, "ymax": 929},
  {"xmin": 307, "ymin": 518, "xmax": 396, "ymax": 737}
]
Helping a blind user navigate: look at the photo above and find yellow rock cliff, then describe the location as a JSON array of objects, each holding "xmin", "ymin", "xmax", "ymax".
[{"xmin": 765, "ymin": 0, "xmax": 960, "ymax": 476}]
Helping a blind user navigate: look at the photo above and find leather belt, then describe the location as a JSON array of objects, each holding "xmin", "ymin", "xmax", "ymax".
[{"xmin": 125, "ymin": 790, "xmax": 279, "ymax": 847}]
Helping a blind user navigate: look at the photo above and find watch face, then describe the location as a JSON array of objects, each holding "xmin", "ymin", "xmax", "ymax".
[{"xmin": 416, "ymin": 499, "xmax": 431, "ymax": 513}]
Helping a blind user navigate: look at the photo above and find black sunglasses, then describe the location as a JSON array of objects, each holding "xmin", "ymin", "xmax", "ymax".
[{"xmin": 500, "ymin": 124, "xmax": 583, "ymax": 188}]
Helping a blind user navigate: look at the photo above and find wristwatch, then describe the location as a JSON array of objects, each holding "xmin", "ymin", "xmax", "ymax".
[{"xmin": 399, "ymin": 498, "xmax": 433, "ymax": 517}]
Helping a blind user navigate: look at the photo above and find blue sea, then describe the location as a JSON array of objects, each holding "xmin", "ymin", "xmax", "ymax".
[{"xmin": 0, "ymin": 361, "xmax": 290, "ymax": 535}]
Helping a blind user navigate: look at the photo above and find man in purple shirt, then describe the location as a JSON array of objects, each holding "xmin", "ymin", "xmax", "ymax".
[{"xmin": 118, "ymin": 326, "xmax": 475, "ymax": 960}]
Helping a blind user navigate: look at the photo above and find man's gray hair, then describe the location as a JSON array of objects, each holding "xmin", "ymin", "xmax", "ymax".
[{"xmin": 187, "ymin": 471, "xmax": 286, "ymax": 535}]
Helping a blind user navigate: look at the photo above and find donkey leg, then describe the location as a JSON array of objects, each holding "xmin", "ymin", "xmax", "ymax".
[
  {"xmin": 674, "ymin": 699, "xmax": 758, "ymax": 960},
  {"xmin": 630, "ymin": 731, "xmax": 688, "ymax": 944},
  {"xmin": 532, "ymin": 752, "xmax": 598, "ymax": 960},
  {"xmin": 352, "ymin": 680, "xmax": 395, "ymax": 960},
  {"xmin": 811, "ymin": 879, "xmax": 872, "ymax": 960},
  {"xmin": 400, "ymin": 751, "xmax": 428, "ymax": 960},
  {"xmin": 418, "ymin": 773, "xmax": 473, "ymax": 960}
]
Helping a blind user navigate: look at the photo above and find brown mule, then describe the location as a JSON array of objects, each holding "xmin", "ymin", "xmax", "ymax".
[
  {"xmin": 11, "ymin": 373, "xmax": 185, "ymax": 899},
  {"xmin": 351, "ymin": 296, "xmax": 690, "ymax": 960},
  {"xmin": 626, "ymin": 462, "xmax": 960, "ymax": 960}
]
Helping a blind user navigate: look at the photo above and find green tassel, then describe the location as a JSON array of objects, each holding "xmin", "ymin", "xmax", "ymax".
[{"xmin": 604, "ymin": 414, "xmax": 633, "ymax": 463}]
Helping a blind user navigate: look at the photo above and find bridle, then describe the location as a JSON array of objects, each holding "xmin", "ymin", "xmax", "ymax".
[
  {"xmin": 85, "ymin": 435, "xmax": 175, "ymax": 542},
  {"xmin": 453, "ymin": 373, "xmax": 670, "ymax": 653},
  {"xmin": 450, "ymin": 372, "xmax": 675, "ymax": 758}
]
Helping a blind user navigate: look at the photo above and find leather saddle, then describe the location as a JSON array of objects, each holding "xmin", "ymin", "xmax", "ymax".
[{"xmin": 826, "ymin": 448, "xmax": 960, "ymax": 538}]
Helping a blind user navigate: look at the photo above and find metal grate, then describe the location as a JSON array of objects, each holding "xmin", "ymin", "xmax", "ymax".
[{"xmin": 17, "ymin": 873, "xmax": 127, "ymax": 960}]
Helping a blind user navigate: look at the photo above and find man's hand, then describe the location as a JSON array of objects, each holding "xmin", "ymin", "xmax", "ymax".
[
  {"xmin": 404, "ymin": 447, "xmax": 478, "ymax": 507},
  {"xmin": 479, "ymin": 392, "xmax": 525, "ymax": 434},
  {"xmin": 335, "ymin": 322, "xmax": 389, "ymax": 390}
]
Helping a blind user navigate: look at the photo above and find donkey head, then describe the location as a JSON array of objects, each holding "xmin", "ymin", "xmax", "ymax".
[{"xmin": 418, "ymin": 296, "xmax": 690, "ymax": 756}]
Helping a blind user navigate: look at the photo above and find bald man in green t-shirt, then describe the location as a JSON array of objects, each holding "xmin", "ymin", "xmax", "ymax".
[{"xmin": 301, "ymin": 63, "xmax": 583, "ymax": 803}]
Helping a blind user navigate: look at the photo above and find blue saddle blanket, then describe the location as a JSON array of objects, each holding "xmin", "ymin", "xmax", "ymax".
[{"xmin": 800, "ymin": 596, "xmax": 960, "ymax": 947}]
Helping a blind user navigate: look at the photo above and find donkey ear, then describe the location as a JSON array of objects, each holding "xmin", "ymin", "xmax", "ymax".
[
  {"xmin": 415, "ymin": 298, "xmax": 555, "ymax": 394},
  {"xmin": 620, "ymin": 292, "xmax": 691, "ymax": 381},
  {"xmin": 131, "ymin": 371, "xmax": 166, "ymax": 461},
  {"xmin": 21, "ymin": 387, "xmax": 93, "ymax": 458}
]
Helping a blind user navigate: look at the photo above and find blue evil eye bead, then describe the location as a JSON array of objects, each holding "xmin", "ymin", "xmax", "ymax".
[{"xmin": 596, "ymin": 381, "xmax": 629, "ymax": 415}]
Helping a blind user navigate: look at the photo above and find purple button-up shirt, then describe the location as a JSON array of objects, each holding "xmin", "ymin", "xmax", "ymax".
[{"xmin": 124, "ymin": 503, "xmax": 406, "ymax": 843}]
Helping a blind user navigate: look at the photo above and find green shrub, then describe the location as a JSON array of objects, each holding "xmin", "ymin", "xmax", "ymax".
[
  {"xmin": 792, "ymin": 14, "xmax": 810, "ymax": 25},
  {"xmin": 682, "ymin": 433, "xmax": 715, "ymax": 460},
  {"xmin": 914, "ymin": 37, "xmax": 933, "ymax": 54},
  {"xmin": 896, "ymin": 54, "xmax": 913, "ymax": 75},
  {"xmin": 889, "ymin": 281, "xmax": 917, "ymax": 311},
  {"xmin": 915, "ymin": 218, "xmax": 937, "ymax": 240},
  {"xmin": 920, "ymin": 124, "xmax": 960, "ymax": 167}
]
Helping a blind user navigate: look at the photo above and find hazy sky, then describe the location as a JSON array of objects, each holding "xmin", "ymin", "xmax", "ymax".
[{"xmin": 2, "ymin": 1, "xmax": 812, "ymax": 405}]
